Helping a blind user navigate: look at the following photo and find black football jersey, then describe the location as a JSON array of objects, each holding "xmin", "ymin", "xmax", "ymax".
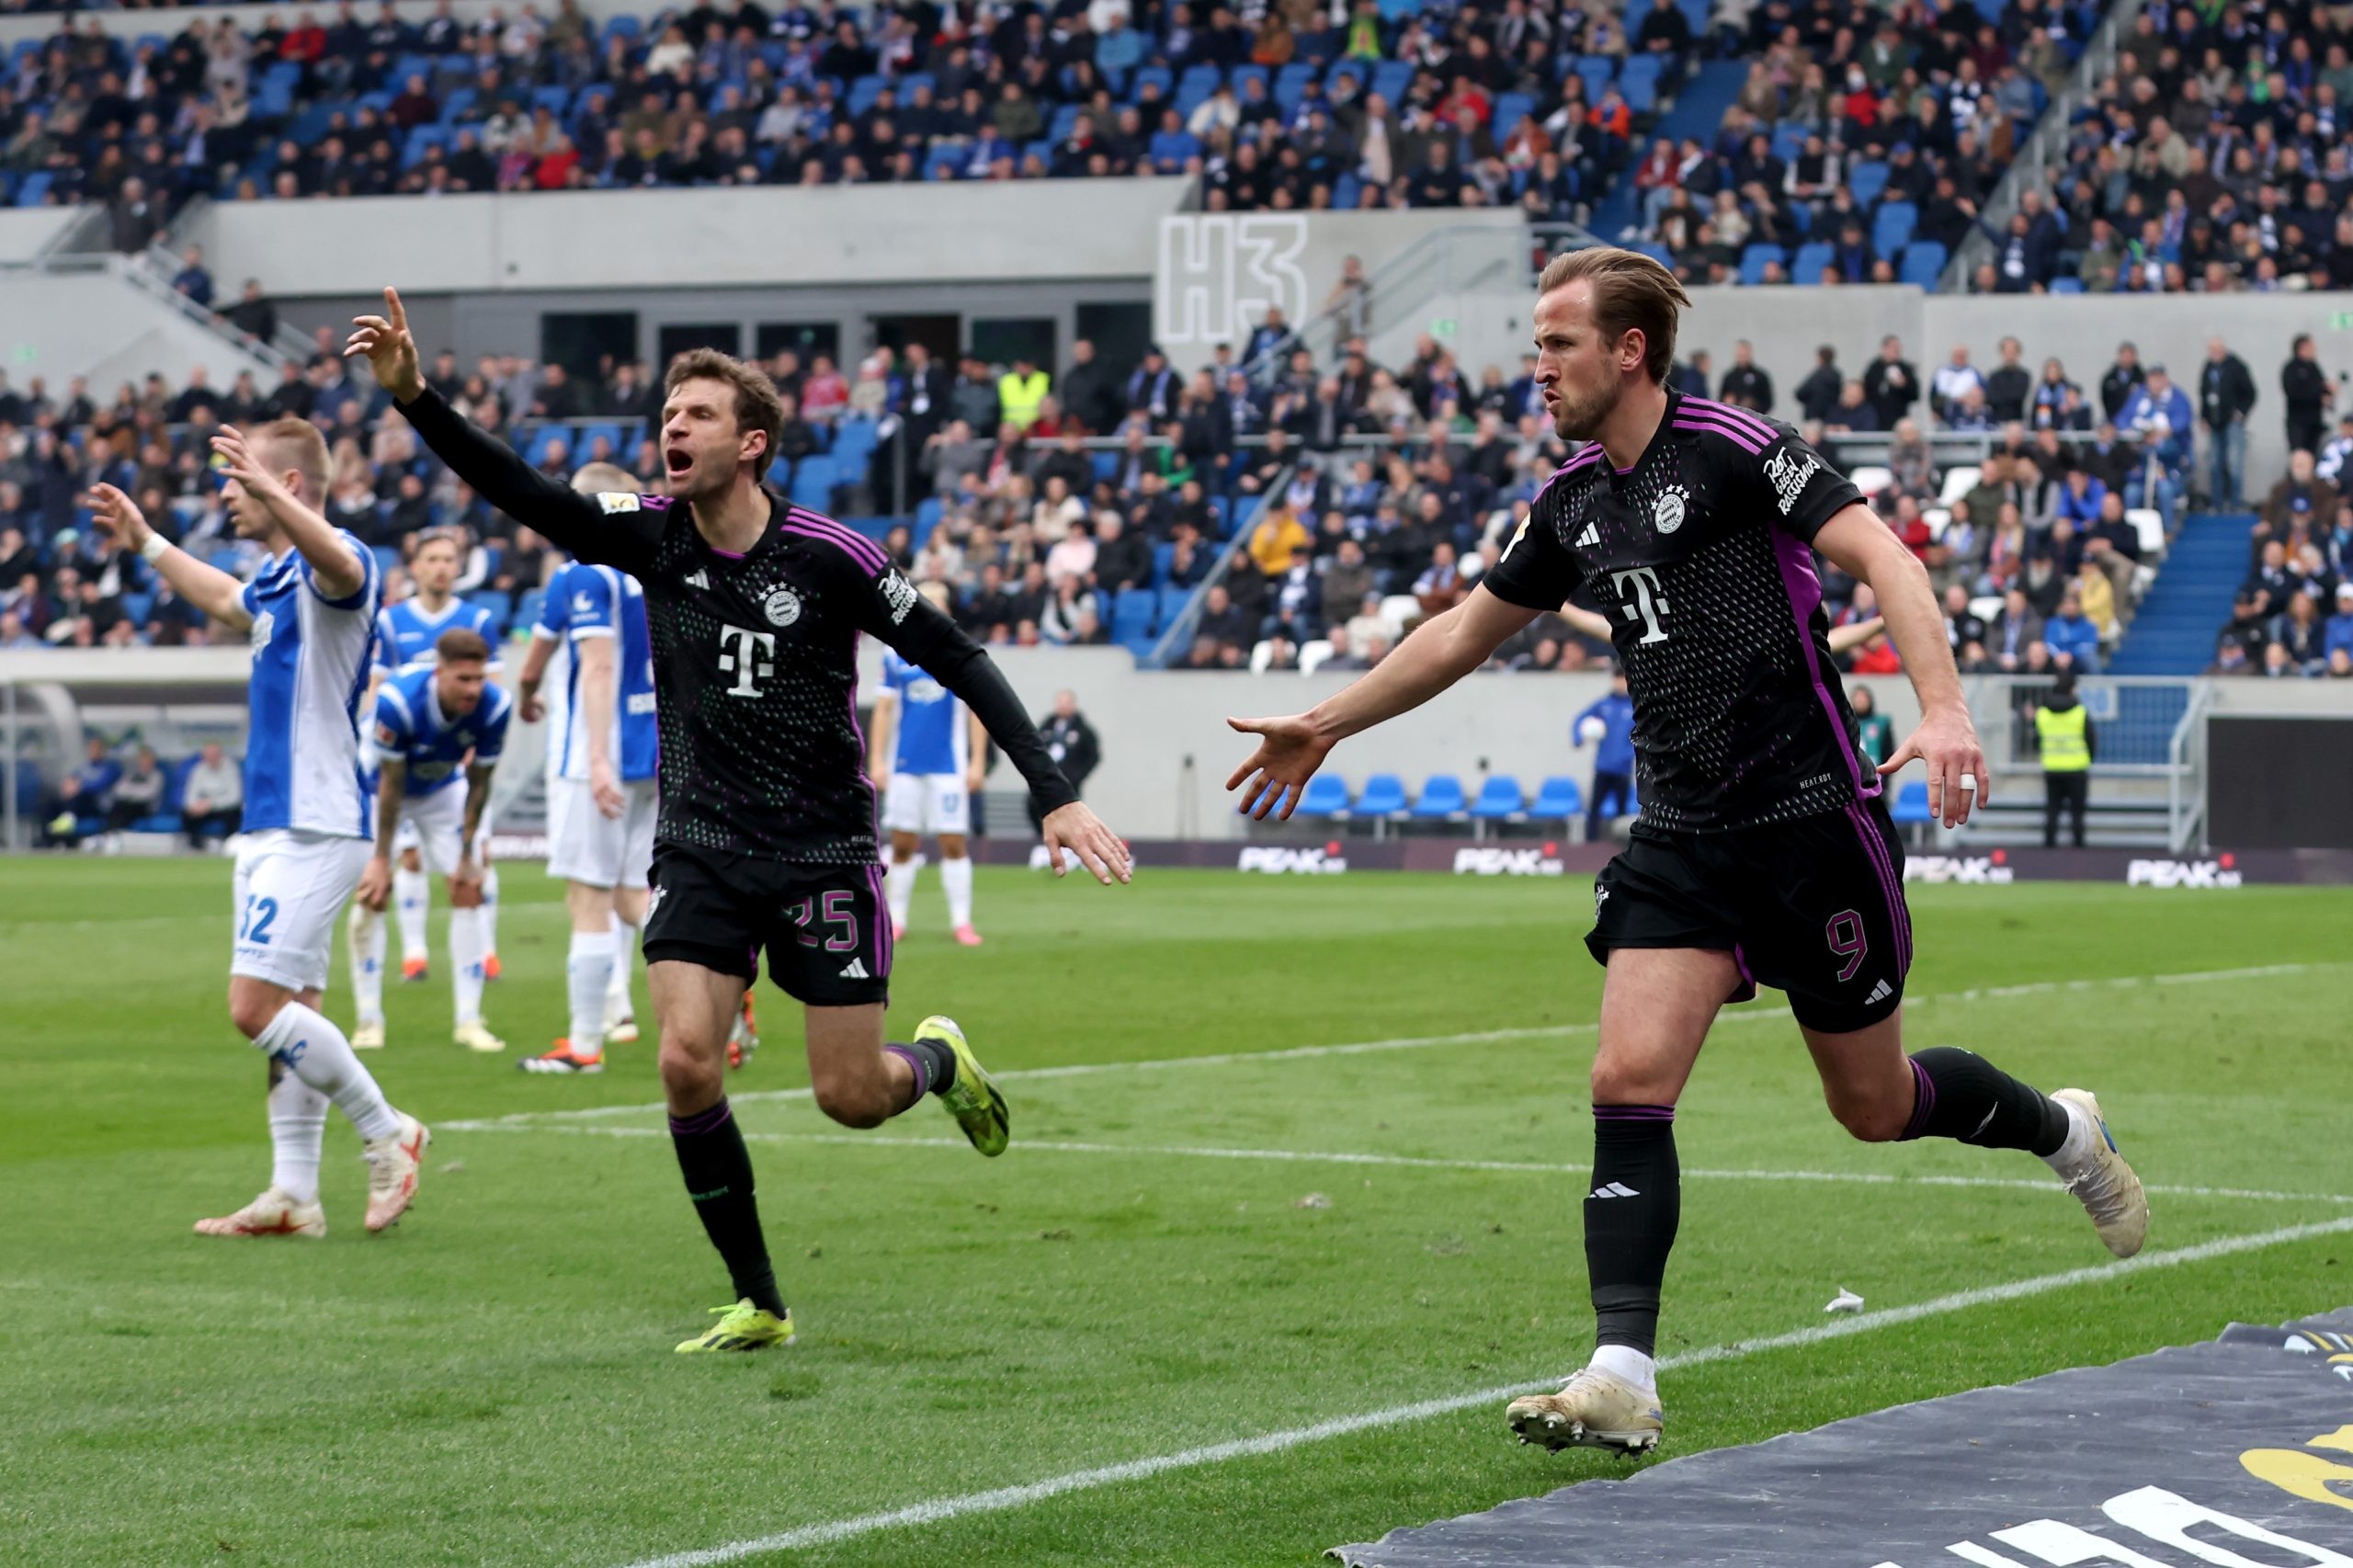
[{"xmin": 1483, "ymin": 392, "xmax": 1873, "ymax": 832}]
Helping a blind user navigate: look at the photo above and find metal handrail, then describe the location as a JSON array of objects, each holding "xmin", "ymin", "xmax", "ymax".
[
  {"xmin": 2165, "ymin": 679, "xmax": 2211, "ymax": 853},
  {"xmin": 1941, "ymin": 0, "xmax": 2151, "ymax": 291}
]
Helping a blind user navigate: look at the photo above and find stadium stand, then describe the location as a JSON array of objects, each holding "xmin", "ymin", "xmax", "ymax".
[{"xmin": 0, "ymin": 0, "xmax": 1712, "ymax": 222}]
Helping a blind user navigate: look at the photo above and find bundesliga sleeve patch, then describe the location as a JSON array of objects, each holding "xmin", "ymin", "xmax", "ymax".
[
  {"xmin": 597, "ymin": 492, "xmax": 642, "ymax": 515},
  {"xmin": 881, "ymin": 571, "xmax": 918, "ymax": 624}
]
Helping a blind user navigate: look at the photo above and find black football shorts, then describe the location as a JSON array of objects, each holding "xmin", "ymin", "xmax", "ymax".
[
  {"xmin": 642, "ymin": 841, "xmax": 892, "ymax": 1007},
  {"xmin": 1586, "ymin": 796, "xmax": 1913, "ymax": 1034}
]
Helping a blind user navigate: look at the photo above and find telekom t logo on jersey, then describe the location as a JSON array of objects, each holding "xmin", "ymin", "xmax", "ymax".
[
  {"xmin": 1609, "ymin": 566, "xmax": 1671, "ymax": 644},
  {"xmin": 717, "ymin": 624, "xmax": 776, "ymax": 698}
]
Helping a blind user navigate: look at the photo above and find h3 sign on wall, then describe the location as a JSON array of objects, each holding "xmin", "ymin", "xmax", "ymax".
[{"xmin": 1156, "ymin": 215, "xmax": 1309, "ymax": 350}]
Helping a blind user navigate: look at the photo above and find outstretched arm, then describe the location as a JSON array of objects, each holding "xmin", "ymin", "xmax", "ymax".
[
  {"xmin": 1813, "ymin": 506, "xmax": 1984, "ymax": 826},
  {"xmin": 1227, "ymin": 585, "xmax": 1539, "ymax": 821},
  {"xmin": 866, "ymin": 690, "xmax": 897, "ymax": 790},
  {"xmin": 85, "ymin": 485, "xmax": 252, "ymax": 631},
  {"xmin": 347, "ymin": 287, "xmax": 653, "ymax": 571},
  {"xmin": 210, "ymin": 427, "xmax": 366, "ymax": 601}
]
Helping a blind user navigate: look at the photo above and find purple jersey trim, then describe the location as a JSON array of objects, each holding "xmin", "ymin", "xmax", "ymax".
[
  {"xmin": 1683, "ymin": 396, "xmax": 1778, "ymax": 440},
  {"xmin": 1671, "ymin": 413, "xmax": 1771, "ymax": 454},
  {"xmin": 1729, "ymin": 942, "xmax": 1758, "ymax": 1005},
  {"xmin": 708, "ymin": 545, "xmax": 747, "ymax": 560},
  {"xmin": 786, "ymin": 507, "xmax": 889, "ymax": 573},
  {"xmin": 1846, "ymin": 802, "xmax": 1912, "ymax": 974},
  {"xmin": 1768, "ymin": 528, "xmax": 1880, "ymax": 801},
  {"xmin": 868, "ymin": 861, "xmax": 892, "ymax": 976}
]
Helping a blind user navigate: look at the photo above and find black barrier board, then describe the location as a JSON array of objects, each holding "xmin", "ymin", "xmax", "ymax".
[{"xmin": 1334, "ymin": 1308, "xmax": 2353, "ymax": 1568}]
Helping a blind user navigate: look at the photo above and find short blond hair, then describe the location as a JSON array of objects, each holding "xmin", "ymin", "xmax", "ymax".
[
  {"xmin": 665, "ymin": 348, "xmax": 787, "ymax": 480},
  {"xmin": 1535, "ymin": 246, "xmax": 1692, "ymax": 385},
  {"xmin": 251, "ymin": 416, "xmax": 331, "ymax": 500},
  {"xmin": 570, "ymin": 461, "xmax": 642, "ymax": 494}
]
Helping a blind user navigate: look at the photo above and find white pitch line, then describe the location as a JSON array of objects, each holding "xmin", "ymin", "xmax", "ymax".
[
  {"xmin": 616, "ymin": 1212, "xmax": 2353, "ymax": 1568},
  {"xmin": 469, "ymin": 1121, "xmax": 2353, "ymax": 1209},
  {"xmin": 440, "ymin": 961, "xmax": 2331, "ymax": 1136}
]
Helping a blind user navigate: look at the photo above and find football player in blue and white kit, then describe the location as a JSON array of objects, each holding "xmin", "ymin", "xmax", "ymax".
[
  {"xmin": 350, "ymin": 627, "xmax": 512, "ymax": 1054},
  {"xmin": 514, "ymin": 463, "xmax": 664, "ymax": 1074},
  {"xmin": 869, "ymin": 631, "xmax": 989, "ymax": 945},
  {"xmin": 360, "ymin": 529, "xmax": 506, "ymax": 999},
  {"xmin": 87, "ymin": 422, "xmax": 429, "ymax": 1239}
]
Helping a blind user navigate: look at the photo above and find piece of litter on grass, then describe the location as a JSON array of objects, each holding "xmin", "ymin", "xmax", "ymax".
[
  {"xmin": 438, "ymin": 1160, "xmax": 466, "ymax": 1175},
  {"xmin": 1295, "ymin": 1193, "xmax": 1332, "ymax": 1210},
  {"xmin": 1824, "ymin": 1287, "xmax": 1865, "ymax": 1313}
]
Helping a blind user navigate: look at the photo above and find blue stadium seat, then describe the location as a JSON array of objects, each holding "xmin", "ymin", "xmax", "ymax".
[
  {"xmin": 1871, "ymin": 201, "xmax": 1917, "ymax": 259},
  {"xmin": 1891, "ymin": 780, "xmax": 1934, "ymax": 824},
  {"xmin": 119, "ymin": 590, "xmax": 155, "ymax": 626},
  {"xmin": 1898, "ymin": 241, "xmax": 1948, "ymax": 286},
  {"xmin": 1618, "ymin": 67, "xmax": 1658, "ymax": 112},
  {"xmin": 600, "ymin": 14, "xmax": 643, "ymax": 40},
  {"xmin": 1111, "ymin": 588, "xmax": 1156, "ymax": 642},
  {"xmin": 2051, "ymin": 276, "xmax": 2084, "ymax": 294},
  {"xmin": 466, "ymin": 589, "xmax": 511, "ymax": 633},
  {"xmin": 1150, "ymin": 541, "xmax": 1175, "ymax": 585},
  {"xmin": 533, "ymin": 85, "xmax": 572, "ymax": 117},
  {"xmin": 514, "ymin": 587, "xmax": 547, "ymax": 631},
  {"xmin": 925, "ymin": 143, "xmax": 966, "ymax": 180},
  {"xmin": 1371, "ymin": 62, "xmax": 1413, "ymax": 103},
  {"xmin": 1771, "ymin": 123, "xmax": 1808, "ymax": 162},
  {"xmin": 1494, "ymin": 91, "xmax": 1535, "ymax": 130},
  {"xmin": 1529, "ymin": 776, "xmax": 1585, "ymax": 820},
  {"xmin": 15, "ymin": 171, "xmax": 51, "ymax": 207},
  {"xmin": 1353, "ymin": 774, "xmax": 1408, "ymax": 817},
  {"xmin": 1792, "ymin": 241, "xmax": 1836, "ymax": 280},
  {"xmin": 1156, "ymin": 585, "xmax": 1191, "ymax": 628},
  {"xmin": 1847, "ymin": 159, "xmax": 1889, "ymax": 209},
  {"xmin": 790, "ymin": 460, "xmax": 838, "ymax": 508},
  {"xmin": 1296, "ymin": 774, "xmax": 1351, "ymax": 817},
  {"xmin": 914, "ymin": 496, "xmax": 944, "ymax": 547},
  {"xmin": 1468, "ymin": 776, "xmax": 1525, "ymax": 820},
  {"xmin": 1574, "ymin": 55, "xmax": 1616, "ymax": 104},
  {"xmin": 1332, "ymin": 173, "xmax": 1361, "ymax": 209},
  {"xmin": 1131, "ymin": 65, "xmax": 1173, "ymax": 99},
  {"xmin": 1229, "ymin": 64, "xmax": 1268, "ymax": 97},
  {"xmin": 1739, "ymin": 244, "xmax": 1787, "ymax": 286},
  {"xmin": 848, "ymin": 74, "xmax": 887, "ymax": 114},
  {"xmin": 1273, "ymin": 62, "xmax": 1317, "ymax": 110},
  {"xmin": 899, "ymin": 73, "xmax": 935, "ymax": 100},
  {"xmin": 1411, "ymin": 775, "xmax": 1468, "ymax": 819}
]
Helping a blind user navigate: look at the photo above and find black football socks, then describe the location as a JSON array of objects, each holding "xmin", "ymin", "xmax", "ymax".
[
  {"xmin": 883, "ymin": 1037, "xmax": 958, "ymax": 1114},
  {"xmin": 669, "ymin": 1097, "xmax": 787, "ymax": 1319},
  {"xmin": 1585, "ymin": 1106, "xmax": 1681, "ymax": 1356},
  {"xmin": 1900, "ymin": 1047, "xmax": 2070, "ymax": 1156}
]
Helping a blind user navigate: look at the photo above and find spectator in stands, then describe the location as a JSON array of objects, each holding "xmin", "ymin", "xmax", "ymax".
[
  {"xmin": 105, "ymin": 745, "xmax": 166, "ymax": 843},
  {"xmin": 1984, "ymin": 337, "xmax": 2032, "ymax": 424},
  {"xmin": 1988, "ymin": 586, "xmax": 2043, "ymax": 670},
  {"xmin": 1931, "ymin": 344, "xmax": 1985, "ymax": 423},
  {"xmin": 1941, "ymin": 583, "xmax": 1986, "ymax": 653},
  {"xmin": 2257, "ymin": 450, "xmax": 2335, "ymax": 546},
  {"xmin": 1717, "ymin": 340, "xmax": 1772, "ymax": 413},
  {"xmin": 2325, "ymin": 583, "xmax": 2353, "ymax": 676},
  {"xmin": 2276, "ymin": 591, "xmax": 2330, "ymax": 676},
  {"xmin": 172, "ymin": 244, "xmax": 214, "ymax": 309},
  {"xmin": 1849, "ymin": 683, "xmax": 1896, "ymax": 769},
  {"xmin": 2119, "ymin": 363, "xmax": 2192, "ymax": 517},
  {"xmin": 1863, "ymin": 336, "xmax": 1920, "ymax": 430},
  {"xmin": 2281, "ymin": 335, "xmax": 2336, "ymax": 458},
  {"xmin": 2198, "ymin": 337, "xmax": 2258, "ymax": 507},
  {"xmin": 2099, "ymin": 344, "xmax": 2146, "ymax": 423},
  {"xmin": 1793, "ymin": 346, "xmax": 1843, "ymax": 425},
  {"xmin": 45, "ymin": 736, "xmax": 121, "ymax": 848},
  {"xmin": 2207, "ymin": 630, "xmax": 2254, "ymax": 676}
]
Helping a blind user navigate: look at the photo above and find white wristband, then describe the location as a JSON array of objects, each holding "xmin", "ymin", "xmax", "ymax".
[{"xmin": 139, "ymin": 534, "xmax": 171, "ymax": 564}]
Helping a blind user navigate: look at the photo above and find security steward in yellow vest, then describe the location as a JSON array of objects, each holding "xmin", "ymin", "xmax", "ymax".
[
  {"xmin": 2033, "ymin": 669, "xmax": 2096, "ymax": 847},
  {"xmin": 997, "ymin": 358, "xmax": 1051, "ymax": 431}
]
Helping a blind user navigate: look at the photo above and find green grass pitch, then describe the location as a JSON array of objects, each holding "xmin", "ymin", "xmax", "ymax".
[{"xmin": 2, "ymin": 858, "xmax": 2347, "ymax": 1566}]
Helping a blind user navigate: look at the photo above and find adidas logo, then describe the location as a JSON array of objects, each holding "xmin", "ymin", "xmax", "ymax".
[
  {"xmin": 1589, "ymin": 1181, "xmax": 1640, "ymax": 1199},
  {"xmin": 1574, "ymin": 521, "xmax": 1601, "ymax": 549},
  {"xmin": 839, "ymin": 958, "xmax": 870, "ymax": 979},
  {"xmin": 685, "ymin": 569, "xmax": 710, "ymax": 589},
  {"xmin": 1865, "ymin": 978, "xmax": 1893, "ymax": 1005}
]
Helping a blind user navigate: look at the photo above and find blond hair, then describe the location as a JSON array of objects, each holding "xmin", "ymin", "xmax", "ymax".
[
  {"xmin": 1535, "ymin": 246, "xmax": 1692, "ymax": 385},
  {"xmin": 664, "ymin": 348, "xmax": 787, "ymax": 480},
  {"xmin": 251, "ymin": 416, "xmax": 331, "ymax": 500},
  {"xmin": 570, "ymin": 461, "xmax": 642, "ymax": 494}
]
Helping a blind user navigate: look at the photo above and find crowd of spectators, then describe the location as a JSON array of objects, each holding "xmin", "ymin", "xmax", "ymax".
[
  {"xmin": 1972, "ymin": 0, "xmax": 2353, "ymax": 296},
  {"xmin": 1, "ymin": 0, "xmax": 1709, "ymax": 227},
  {"xmin": 6, "ymin": 306, "xmax": 2349, "ymax": 680},
  {"xmin": 1627, "ymin": 0, "xmax": 2100, "ymax": 289}
]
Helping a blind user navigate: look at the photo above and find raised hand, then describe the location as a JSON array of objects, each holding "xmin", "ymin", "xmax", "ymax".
[
  {"xmin": 85, "ymin": 483, "xmax": 154, "ymax": 552},
  {"xmin": 345, "ymin": 286, "xmax": 425, "ymax": 402},
  {"xmin": 1040, "ymin": 801, "xmax": 1132, "ymax": 885},
  {"xmin": 210, "ymin": 426, "xmax": 294, "ymax": 508},
  {"xmin": 1223, "ymin": 712, "xmax": 1335, "ymax": 822}
]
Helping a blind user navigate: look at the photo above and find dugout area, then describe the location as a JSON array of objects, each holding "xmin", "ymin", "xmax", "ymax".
[{"xmin": 1335, "ymin": 1307, "xmax": 2353, "ymax": 1568}]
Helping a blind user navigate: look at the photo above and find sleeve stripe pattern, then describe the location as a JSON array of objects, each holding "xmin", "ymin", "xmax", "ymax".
[
  {"xmin": 1676, "ymin": 397, "xmax": 1779, "ymax": 453},
  {"xmin": 780, "ymin": 507, "xmax": 888, "ymax": 574},
  {"xmin": 1542, "ymin": 445, "xmax": 1607, "ymax": 498}
]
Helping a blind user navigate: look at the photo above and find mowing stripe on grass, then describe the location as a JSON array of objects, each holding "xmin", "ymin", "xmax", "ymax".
[
  {"xmin": 443, "ymin": 961, "xmax": 2330, "ymax": 1135},
  {"xmin": 615, "ymin": 1212, "xmax": 2353, "ymax": 1567},
  {"xmin": 480, "ymin": 1121, "xmax": 2353, "ymax": 1208}
]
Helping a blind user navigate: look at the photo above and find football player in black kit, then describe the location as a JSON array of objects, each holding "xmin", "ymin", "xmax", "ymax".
[
  {"xmin": 1225, "ymin": 248, "xmax": 2147, "ymax": 1454},
  {"xmin": 350, "ymin": 290, "xmax": 1132, "ymax": 1353}
]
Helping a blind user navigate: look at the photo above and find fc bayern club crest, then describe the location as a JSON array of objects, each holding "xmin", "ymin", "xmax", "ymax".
[
  {"xmin": 763, "ymin": 585, "xmax": 801, "ymax": 628},
  {"xmin": 1653, "ymin": 487, "xmax": 1688, "ymax": 534}
]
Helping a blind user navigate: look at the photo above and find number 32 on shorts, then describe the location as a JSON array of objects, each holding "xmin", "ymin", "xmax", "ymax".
[{"xmin": 239, "ymin": 895, "xmax": 279, "ymax": 945}]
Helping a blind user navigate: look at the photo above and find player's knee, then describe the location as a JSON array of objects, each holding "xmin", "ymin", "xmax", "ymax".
[
  {"xmin": 228, "ymin": 989, "xmax": 285, "ymax": 1041},
  {"xmin": 1589, "ymin": 1059, "xmax": 1673, "ymax": 1108},
  {"xmin": 1830, "ymin": 1091, "xmax": 1909, "ymax": 1143},
  {"xmin": 657, "ymin": 1036, "xmax": 722, "ymax": 1106},
  {"xmin": 811, "ymin": 1073, "xmax": 892, "ymax": 1129}
]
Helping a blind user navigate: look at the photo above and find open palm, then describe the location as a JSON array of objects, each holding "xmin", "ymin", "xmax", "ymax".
[{"xmin": 1225, "ymin": 714, "xmax": 1333, "ymax": 822}]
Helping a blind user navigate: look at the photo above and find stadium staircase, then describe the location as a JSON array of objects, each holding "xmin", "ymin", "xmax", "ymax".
[
  {"xmin": 2107, "ymin": 512, "xmax": 2250, "ymax": 675},
  {"xmin": 1589, "ymin": 60, "xmax": 1746, "ymax": 242}
]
